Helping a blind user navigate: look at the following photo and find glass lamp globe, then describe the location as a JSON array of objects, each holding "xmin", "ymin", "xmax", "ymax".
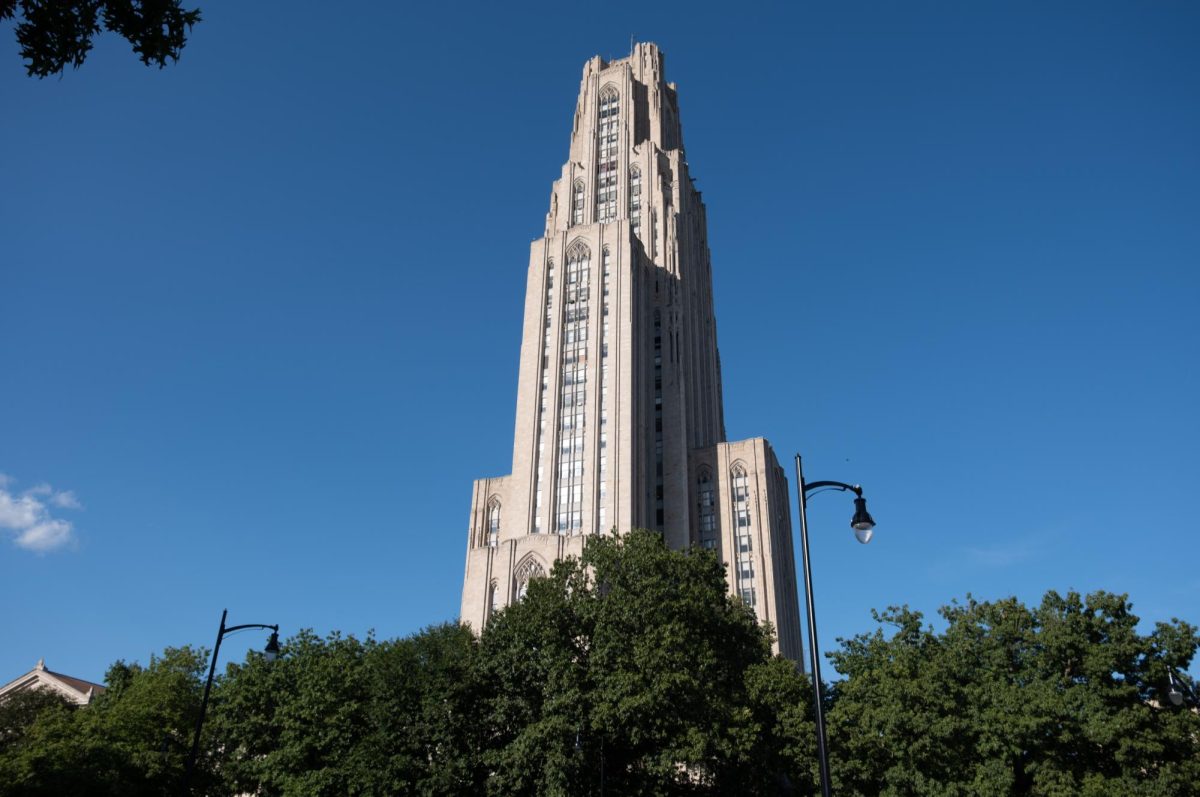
[{"xmin": 850, "ymin": 496, "xmax": 875, "ymax": 544}]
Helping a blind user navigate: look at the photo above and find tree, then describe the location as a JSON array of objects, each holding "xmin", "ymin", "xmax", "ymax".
[
  {"xmin": 0, "ymin": 689, "xmax": 73, "ymax": 756},
  {"xmin": 360, "ymin": 623, "xmax": 487, "ymax": 794},
  {"xmin": 210, "ymin": 623, "xmax": 486, "ymax": 796},
  {"xmin": 826, "ymin": 590, "xmax": 1200, "ymax": 796},
  {"xmin": 1, "ymin": 0, "xmax": 201, "ymax": 78},
  {"xmin": 478, "ymin": 529, "xmax": 816, "ymax": 796},
  {"xmin": 0, "ymin": 646, "xmax": 208, "ymax": 797},
  {"xmin": 209, "ymin": 628, "xmax": 374, "ymax": 796}
]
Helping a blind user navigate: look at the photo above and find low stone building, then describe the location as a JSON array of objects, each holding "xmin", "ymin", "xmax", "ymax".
[{"xmin": 0, "ymin": 659, "xmax": 106, "ymax": 706}]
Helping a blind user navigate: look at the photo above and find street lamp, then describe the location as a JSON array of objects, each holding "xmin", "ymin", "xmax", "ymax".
[
  {"xmin": 1168, "ymin": 669, "xmax": 1197, "ymax": 708},
  {"xmin": 182, "ymin": 608, "xmax": 280, "ymax": 794},
  {"xmin": 795, "ymin": 454, "xmax": 877, "ymax": 797}
]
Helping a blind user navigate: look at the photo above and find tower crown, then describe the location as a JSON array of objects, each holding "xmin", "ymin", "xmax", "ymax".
[{"xmin": 545, "ymin": 42, "xmax": 697, "ymax": 260}]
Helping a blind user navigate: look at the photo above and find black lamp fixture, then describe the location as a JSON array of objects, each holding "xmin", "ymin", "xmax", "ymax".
[
  {"xmin": 851, "ymin": 496, "xmax": 876, "ymax": 543},
  {"xmin": 795, "ymin": 454, "xmax": 881, "ymax": 797},
  {"xmin": 1167, "ymin": 669, "xmax": 1196, "ymax": 708},
  {"xmin": 182, "ymin": 609, "xmax": 281, "ymax": 794}
]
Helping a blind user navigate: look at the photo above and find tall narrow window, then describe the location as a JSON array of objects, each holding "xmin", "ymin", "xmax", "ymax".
[
  {"xmin": 629, "ymin": 165, "xmax": 642, "ymax": 235},
  {"xmin": 487, "ymin": 498, "xmax": 500, "ymax": 548},
  {"xmin": 697, "ymin": 469, "xmax": 716, "ymax": 549},
  {"xmin": 487, "ymin": 581, "xmax": 498, "ymax": 621},
  {"xmin": 571, "ymin": 181, "xmax": 585, "ymax": 226},
  {"xmin": 597, "ymin": 248, "xmax": 611, "ymax": 532},
  {"xmin": 731, "ymin": 464, "xmax": 755, "ymax": 606},
  {"xmin": 596, "ymin": 86, "xmax": 619, "ymax": 222},
  {"xmin": 533, "ymin": 260, "xmax": 555, "ymax": 534},
  {"xmin": 654, "ymin": 309, "xmax": 664, "ymax": 529},
  {"xmin": 557, "ymin": 243, "xmax": 590, "ymax": 534}
]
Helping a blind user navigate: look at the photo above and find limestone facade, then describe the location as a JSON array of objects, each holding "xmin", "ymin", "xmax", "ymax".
[
  {"xmin": 460, "ymin": 44, "xmax": 802, "ymax": 661},
  {"xmin": 0, "ymin": 658, "xmax": 106, "ymax": 705}
]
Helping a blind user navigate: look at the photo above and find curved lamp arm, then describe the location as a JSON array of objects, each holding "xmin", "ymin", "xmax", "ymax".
[
  {"xmin": 803, "ymin": 480, "xmax": 863, "ymax": 497},
  {"xmin": 795, "ymin": 454, "xmax": 879, "ymax": 797},
  {"xmin": 182, "ymin": 610, "xmax": 281, "ymax": 794}
]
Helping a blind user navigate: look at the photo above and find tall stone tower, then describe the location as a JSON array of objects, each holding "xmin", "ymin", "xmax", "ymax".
[{"xmin": 461, "ymin": 44, "xmax": 802, "ymax": 660}]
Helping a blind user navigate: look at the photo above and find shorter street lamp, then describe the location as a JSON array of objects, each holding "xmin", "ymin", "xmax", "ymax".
[
  {"xmin": 1167, "ymin": 669, "xmax": 1197, "ymax": 708},
  {"xmin": 182, "ymin": 608, "xmax": 280, "ymax": 794},
  {"xmin": 795, "ymin": 454, "xmax": 877, "ymax": 797}
]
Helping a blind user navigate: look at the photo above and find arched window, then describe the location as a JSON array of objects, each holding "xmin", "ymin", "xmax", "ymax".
[
  {"xmin": 599, "ymin": 85, "xmax": 620, "ymax": 117},
  {"xmin": 571, "ymin": 180, "xmax": 585, "ymax": 226},
  {"xmin": 487, "ymin": 498, "xmax": 500, "ymax": 548},
  {"xmin": 697, "ymin": 468, "xmax": 716, "ymax": 549},
  {"xmin": 730, "ymin": 463, "xmax": 755, "ymax": 606},
  {"xmin": 513, "ymin": 557, "xmax": 546, "ymax": 601},
  {"xmin": 596, "ymin": 86, "xmax": 619, "ymax": 222},
  {"xmin": 629, "ymin": 165, "xmax": 642, "ymax": 235}
]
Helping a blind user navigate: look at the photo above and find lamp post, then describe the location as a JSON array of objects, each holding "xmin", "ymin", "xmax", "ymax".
[
  {"xmin": 182, "ymin": 608, "xmax": 280, "ymax": 794},
  {"xmin": 795, "ymin": 454, "xmax": 877, "ymax": 797},
  {"xmin": 1168, "ymin": 669, "xmax": 1198, "ymax": 708}
]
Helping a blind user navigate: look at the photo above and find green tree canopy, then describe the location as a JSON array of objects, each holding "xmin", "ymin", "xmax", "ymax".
[
  {"xmin": 477, "ymin": 528, "xmax": 815, "ymax": 796},
  {"xmin": 209, "ymin": 530, "xmax": 816, "ymax": 796},
  {"xmin": 1, "ymin": 0, "xmax": 201, "ymax": 78},
  {"xmin": 0, "ymin": 689, "xmax": 72, "ymax": 756},
  {"xmin": 0, "ymin": 646, "xmax": 208, "ymax": 797},
  {"xmin": 4, "ymin": 542, "xmax": 1195, "ymax": 797},
  {"xmin": 210, "ymin": 622, "xmax": 486, "ymax": 796},
  {"xmin": 826, "ymin": 590, "xmax": 1200, "ymax": 796}
]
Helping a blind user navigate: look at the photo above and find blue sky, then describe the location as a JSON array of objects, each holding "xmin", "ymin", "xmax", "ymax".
[{"xmin": 2, "ymin": 1, "xmax": 1197, "ymax": 682}]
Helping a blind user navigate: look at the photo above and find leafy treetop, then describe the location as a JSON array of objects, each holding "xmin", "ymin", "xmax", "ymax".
[{"xmin": 1, "ymin": 0, "xmax": 201, "ymax": 78}]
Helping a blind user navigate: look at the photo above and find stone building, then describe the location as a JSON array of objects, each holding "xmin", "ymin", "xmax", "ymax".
[
  {"xmin": 0, "ymin": 659, "xmax": 106, "ymax": 705},
  {"xmin": 460, "ymin": 43, "xmax": 802, "ymax": 660}
]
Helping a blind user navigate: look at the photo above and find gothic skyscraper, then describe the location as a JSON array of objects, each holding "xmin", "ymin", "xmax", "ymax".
[{"xmin": 461, "ymin": 44, "xmax": 802, "ymax": 659}]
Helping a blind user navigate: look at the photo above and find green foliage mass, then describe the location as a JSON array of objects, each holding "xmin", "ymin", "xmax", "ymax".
[
  {"xmin": 827, "ymin": 590, "xmax": 1200, "ymax": 796},
  {"xmin": 211, "ymin": 622, "xmax": 487, "ymax": 796},
  {"xmin": 0, "ymin": 532, "xmax": 1196, "ymax": 796},
  {"xmin": 0, "ymin": 646, "xmax": 208, "ymax": 796},
  {"xmin": 0, "ymin": 0, "xmax": 201, "ymax": 78},
  {"xmin": 477, "ymin": 529, "xmax": 814, "ymax": 796}
]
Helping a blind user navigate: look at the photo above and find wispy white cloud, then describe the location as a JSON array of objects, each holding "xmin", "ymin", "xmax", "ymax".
[
  {"xmin": 14, "ymin": 520, "xmax": 75, "ymax": 552},
  {"xmin": 0, "ymin": 477, "xmax": 82, "ymax": 553},
  {"xmin": 961, "ymin": 529, "xmax": 1059, "ymax": 568},
  {"xmin": 963, "ymin": 540, "xmax": 1036, "ymax": 567},
  {"xmin": 50, "ymin": 490, "xmax": 82, "ymax": 510}
]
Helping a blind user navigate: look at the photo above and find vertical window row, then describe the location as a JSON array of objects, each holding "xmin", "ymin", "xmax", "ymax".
[
  {"xmin": 654, "ymin": 310, "xmax": 664, "ymax": 529},
  {"xmin": 533, "ymin": 261, "xmax": 554, "ymax": 534},
  {"xmin": 629, "ymin": 165, "xmax": 642, "ymax": 236},
  {"xmin": 697, "ymin": 470, "xmax": 716, "ymax": 549},
  {"xmin": 596, "ymin": 87, "xmax": 619, "ymax": 222},
  {"xmin": 732, "ymin": 465, "xmax": 755, "ymax": 607},
  {"xmin": 557, "ymin": 245, "xmax": 590, "ymax": 533},
  {"xmin": 598, "ymin": 249, "xmax": 611, "ymax": 532}
]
